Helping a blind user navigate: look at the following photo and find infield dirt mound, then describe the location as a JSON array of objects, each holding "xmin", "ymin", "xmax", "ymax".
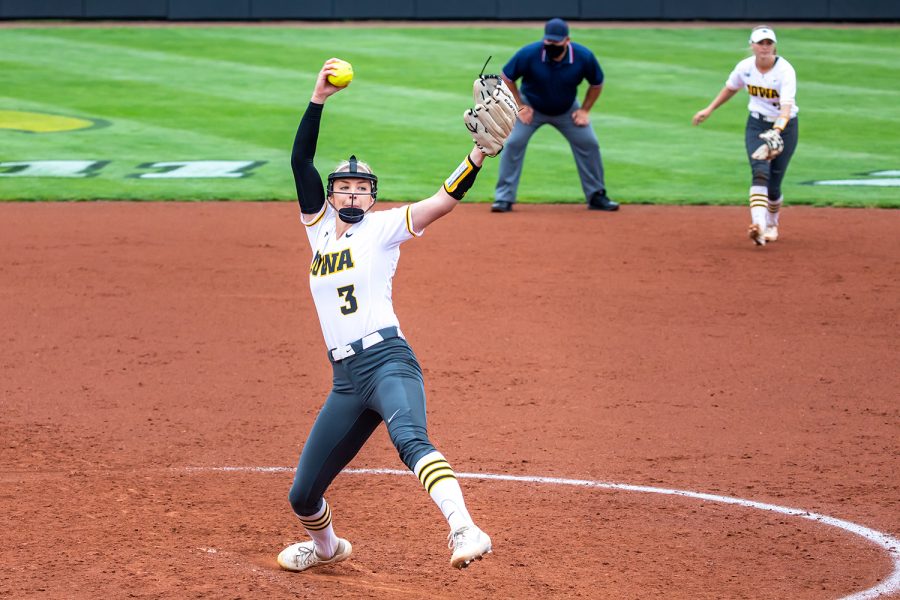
[{"xmin": 1, "ymin": 202, "xmax": 898, "ymax": 598}]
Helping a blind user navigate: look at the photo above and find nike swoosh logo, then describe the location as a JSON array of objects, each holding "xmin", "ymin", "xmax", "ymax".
[
  {"xmin": 387, "ymin": 409, "xmax": 401, "ymax": 424},
  {"xmin": 345, "ymin": 233, "xmax": 353, "ymax": 237}
]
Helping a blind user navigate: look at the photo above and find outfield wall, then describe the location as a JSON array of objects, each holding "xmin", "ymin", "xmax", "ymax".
[{"xmin": 1, "ymin": 0, "xmax": 899, "ymax": 21}]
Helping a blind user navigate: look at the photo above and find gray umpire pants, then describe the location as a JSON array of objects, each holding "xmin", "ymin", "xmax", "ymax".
[{"xmin": 495, "ymin": 101, "xmax": 606, "ymax": 204}]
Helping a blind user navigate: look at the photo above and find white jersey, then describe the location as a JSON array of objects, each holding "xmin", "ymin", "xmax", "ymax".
[
  {"xmin": 301, "ymin": 203, "xmax": 422, "ymax": 350},
  {"xmin": 726, "ymin": 56, "xmax": 799, "ymax": 119}
]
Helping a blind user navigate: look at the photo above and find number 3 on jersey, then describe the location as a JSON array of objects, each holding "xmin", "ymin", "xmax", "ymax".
[{"xmin": 336, "ymin": 285, "xmax": 358, "ymax": 315}]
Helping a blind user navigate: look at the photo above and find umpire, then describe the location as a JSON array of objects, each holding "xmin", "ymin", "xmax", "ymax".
[{"xmin": 492, "ymin": 18, "xmax": 618, "ymax": 212}]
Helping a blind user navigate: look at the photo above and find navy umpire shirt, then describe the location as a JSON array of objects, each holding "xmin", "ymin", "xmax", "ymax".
[{"xmin": 502, "ymin": 41, "xmax": 605, "ymax": 117}]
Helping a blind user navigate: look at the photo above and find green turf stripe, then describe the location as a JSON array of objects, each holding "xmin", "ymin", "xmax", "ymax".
[{"xmin": 1, "ymin": 26, "xmax": 897, "ymax": 205}]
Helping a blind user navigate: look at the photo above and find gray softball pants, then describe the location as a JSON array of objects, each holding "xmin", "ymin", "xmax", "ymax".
[
  {"xmin": 746, "ymin": 114, "xmax": 799, "ymax": 200},
  {"xmin": 288, "ymin": 337, "xmax": 436, "ymax": 517},
  {"xmin": 494, "ymin": 101, "xmax": 606, "ymax": 204}
]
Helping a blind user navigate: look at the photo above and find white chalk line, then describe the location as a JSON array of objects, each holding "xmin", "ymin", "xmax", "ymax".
[{"xmin": 186, "ymin": 466, "xmax": 900, "ymax": 600}]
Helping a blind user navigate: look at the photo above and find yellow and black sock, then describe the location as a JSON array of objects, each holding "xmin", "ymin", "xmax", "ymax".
[
  {"xmin": 414, "ymin": 451, "xmax": 474, "ymax": 532},
  {"xmin": 297, "ymin": 499, "xmax": 338, "ymax": 558},
  {"xmin": 749, "ymin": 185, "xmax": 769, "ymax": 229},
  {"xmin": 767, "ymin": 196, "xmax": 783, "ymax": 227}
]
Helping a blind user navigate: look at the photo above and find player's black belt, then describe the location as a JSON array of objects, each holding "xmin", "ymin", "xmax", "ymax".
[{"xmin": 329, "ymin": 326, "xmax": 403, "ymax": 362}]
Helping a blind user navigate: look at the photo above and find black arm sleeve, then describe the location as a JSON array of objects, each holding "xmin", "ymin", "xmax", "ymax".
[{"xmin": 291, "ymin": 102, "xmax": 326, "ymax": 215}]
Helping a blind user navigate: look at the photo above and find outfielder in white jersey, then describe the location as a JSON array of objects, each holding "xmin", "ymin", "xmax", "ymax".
[
  {"xmin": 693, "ymin": 26, "xmax": 800, "ymax": 246},
  {"xmin": 275, "ymin": 58, "xmax": 514, "ymax": 574}
]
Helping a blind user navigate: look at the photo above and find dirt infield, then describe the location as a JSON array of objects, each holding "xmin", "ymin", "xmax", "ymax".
[{"xmin": 1, "ymin": 202, "xmax": 898, "ymax": 599}]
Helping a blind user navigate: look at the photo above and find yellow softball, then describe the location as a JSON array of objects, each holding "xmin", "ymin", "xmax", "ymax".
[{"xmin": 327, "ymin": 60, "xmax": 354, "ymax": 88}]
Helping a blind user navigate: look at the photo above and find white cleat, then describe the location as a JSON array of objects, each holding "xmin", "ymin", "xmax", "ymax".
[
  {"xmin": 448, "ymin": 525, "xmax": 492, "ymax": 569},
  {"xmin": 277, "ymin": 538, "xmax": 352, "ymax": 572},
  {"xmin": 748, "ymin": 223, "xmax": 766, "ymax": 246},
  {"xmin": 763, "ymin": 226, "xmax": 779, "ymax": 242}
]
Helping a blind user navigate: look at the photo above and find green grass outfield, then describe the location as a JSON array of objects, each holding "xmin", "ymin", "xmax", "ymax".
[{"xmin": 1, "ymin": 25, "xmax": 898, "ymax": 206}]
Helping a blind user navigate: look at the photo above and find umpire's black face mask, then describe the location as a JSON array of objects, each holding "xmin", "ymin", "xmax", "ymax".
[{"xmin": 543, "ymin": 41, "xmax": 567, "ymax": 59}]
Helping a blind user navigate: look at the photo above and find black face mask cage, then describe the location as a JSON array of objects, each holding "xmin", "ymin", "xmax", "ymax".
[{"xmin": 326, "ymin": 155, "xmax": 379, "ymax": 224}]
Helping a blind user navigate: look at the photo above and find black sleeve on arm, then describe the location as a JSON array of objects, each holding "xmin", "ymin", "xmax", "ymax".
[{"xmin": 291, "ymin": 102, "xmax": 326, "ymax": 215}]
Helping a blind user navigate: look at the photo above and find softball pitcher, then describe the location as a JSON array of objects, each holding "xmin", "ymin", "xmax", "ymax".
[
  {"xmin": 693, "ymin": 26, "xmax": 799, "ymax": 246},
  {"xmin": 276, "ymin": 58, "xmax": 517, "ymax": 572}
]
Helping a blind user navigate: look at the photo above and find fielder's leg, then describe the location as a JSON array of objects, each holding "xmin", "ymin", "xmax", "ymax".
[
  {"xmin": 765, "ymin": 196, "xmax": 783, "ymax": 241},
  {"xmin": 765, "ymin": 118, "xmax": 799, "ymax": 241},
  {"xmin": 746, "ymin": 116, "xmax": 772, "ymax": 245}
]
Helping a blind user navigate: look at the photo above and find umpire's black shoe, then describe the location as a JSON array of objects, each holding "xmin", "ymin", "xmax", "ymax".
[
  {"xmin": 491, "ymin": 200, "xmax": 513, "ymax": 213},
  {"xmin": 588, "ymin": 193, "xmax": 619, "ymax": 211}
]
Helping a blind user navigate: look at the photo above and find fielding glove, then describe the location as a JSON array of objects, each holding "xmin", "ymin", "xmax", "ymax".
[
  {"xmin": 464, "ymin": 87, "xmax": 518, "ymax": 156},
  {"xmin": 751, "ymin": 128, "xmax": 784, "ymax": 160}
]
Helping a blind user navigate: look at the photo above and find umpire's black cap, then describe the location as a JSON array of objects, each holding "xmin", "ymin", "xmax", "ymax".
[{"xmin": 544, "ymin": 18, "xmax": 569, "ymax": 42}]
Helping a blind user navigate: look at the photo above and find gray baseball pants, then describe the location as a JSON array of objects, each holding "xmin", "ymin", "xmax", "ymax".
[
  {"xmin": 288, "ymin": 337, "xmax": 436, "ymax": 517},
  {"xmin": 746, "ymin": 114, "xmax": 799, "ymax": 200}
]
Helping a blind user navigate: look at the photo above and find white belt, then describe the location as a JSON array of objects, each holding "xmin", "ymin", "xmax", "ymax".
[
  {"xmin": 329, "ymin": 326, "xmax": 402, "ymax": 362},
  {"xmin": 750, "ymin": 111, "xmax": 777, "ymax": 123}
]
